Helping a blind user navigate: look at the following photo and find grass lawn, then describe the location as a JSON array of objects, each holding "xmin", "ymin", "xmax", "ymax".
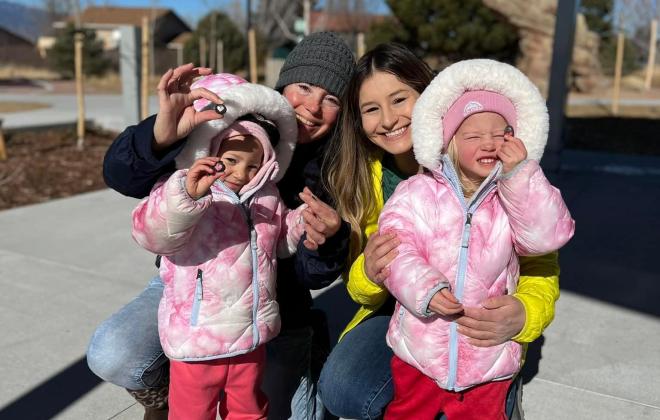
[{"xmin": 0, "ymin": 101, "xmax": 51, "ymax": 113}]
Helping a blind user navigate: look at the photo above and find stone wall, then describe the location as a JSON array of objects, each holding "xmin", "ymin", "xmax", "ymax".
[{"xmin": 483, "ymin": 0, "xmax": 602, "ymax": 95}]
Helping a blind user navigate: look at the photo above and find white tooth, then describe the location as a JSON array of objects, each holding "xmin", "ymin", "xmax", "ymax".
[
  {"xmin": 385, "ymin": 126, "xmax": 406, "ymax": 137},
  {"xmin": 296, "ymin": 114, "xmax": 315, "ymax": 127}
]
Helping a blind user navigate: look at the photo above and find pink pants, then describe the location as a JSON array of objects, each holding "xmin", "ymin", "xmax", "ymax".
[
  {"xmin": 168, "ymin": 346, "xmax": 267, "ymax": 420},
  {"xmin": 385, "ymin": 355, "xmax": 512, "ymax": 420}
]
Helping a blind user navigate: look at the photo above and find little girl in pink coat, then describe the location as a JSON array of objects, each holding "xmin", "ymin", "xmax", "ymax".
[
  {"xmin": 131, "ymin": 74, "xmax": 305, "ymax": 420},
  {"xmin": 378, "ymin": 60, "xmax": 575, "ymax": 419}
]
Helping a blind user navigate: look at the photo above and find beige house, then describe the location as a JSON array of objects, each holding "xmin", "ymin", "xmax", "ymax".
[{"xmin": 39, "ymin": 6, "xmax": 192, "ymax": 73}]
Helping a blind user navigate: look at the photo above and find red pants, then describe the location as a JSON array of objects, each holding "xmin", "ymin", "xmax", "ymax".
[
  {"xmin": 169, "ymin": 346, "xmax": 268, "ymax": 420},
  {"xmin": 385, "ymin": 355, "xmax": 512, "ymax": 420}
]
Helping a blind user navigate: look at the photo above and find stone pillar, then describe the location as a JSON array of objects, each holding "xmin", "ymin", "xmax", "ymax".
[{"xmin": 119, "ymin": 25, "xmax": 142, "ymax": 127}]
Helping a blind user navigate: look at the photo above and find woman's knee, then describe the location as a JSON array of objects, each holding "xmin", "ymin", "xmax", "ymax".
[
  {"xmin": 86, "ymin": 318, "xmax": 142, "ymax": 388},
  {"xmin": 87, "ymin": 277, "xmax": 165, "ymax": 389}
]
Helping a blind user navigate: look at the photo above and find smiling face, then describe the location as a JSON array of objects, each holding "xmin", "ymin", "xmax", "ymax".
[
  {"xmin": 453, "ymin": 112, "xmax": 508, "ymax": 182},
  {"xmin": 217, "ymin": 135, "xmax": 264, "ymax": 192},
  {"xmin": 282, "ymin": 83, "xmax": 341, "ymax": 144},
  {"xmin": 358, "ymin": 71, "xmax": 420, "ymax": 157}
]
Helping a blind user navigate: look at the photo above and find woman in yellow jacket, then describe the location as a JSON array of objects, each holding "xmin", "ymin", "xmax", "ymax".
[{"xmin": 319, "ymin": 43, "xmax": 560, "ymax": 420}]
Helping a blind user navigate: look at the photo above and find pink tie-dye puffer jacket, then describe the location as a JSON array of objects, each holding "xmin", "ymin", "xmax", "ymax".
[
  {"xmin": 132, "ymin": 171, "xmax": 304, "ymax": 361},
  {"xmin": 380, "ymin": 157, "xmax": 575, "ymax": 391}
]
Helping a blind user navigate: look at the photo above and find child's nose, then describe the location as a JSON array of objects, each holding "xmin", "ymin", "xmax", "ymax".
[{"xmin": 236, "ymin": 168, "xmax": 250, "ymax": 182}]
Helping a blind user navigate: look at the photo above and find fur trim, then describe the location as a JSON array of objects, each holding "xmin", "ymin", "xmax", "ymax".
[
  {"xmin": 175, "ymin": 83, "xmax": 298, "ymax": 183},
  {"xmin": 412, "ymin": 59, "xmax": 549, "ymax": 171}
]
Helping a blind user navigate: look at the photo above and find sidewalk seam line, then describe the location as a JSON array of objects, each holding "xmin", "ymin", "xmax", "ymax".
[
  {"xmin": 535, "ymin": 378, "xmax": 660, "ymax": 410},
  {"xmin": 0, "ymin": 248, "xmax": 144, "ymax": 284}
]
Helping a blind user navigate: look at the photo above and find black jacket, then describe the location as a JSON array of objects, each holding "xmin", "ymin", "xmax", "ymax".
[{"xmin": 103, "ymin": 116, "xmax": 349, "ymax": 329}]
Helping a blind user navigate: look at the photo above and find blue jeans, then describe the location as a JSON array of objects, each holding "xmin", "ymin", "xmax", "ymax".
[
  {"xmin": 318, "ymin": 315, "xmax": 523, "ymax": 420},
  {"xmin": 86, "ymin": 276, "xmax": 323, "ymax": 420}
]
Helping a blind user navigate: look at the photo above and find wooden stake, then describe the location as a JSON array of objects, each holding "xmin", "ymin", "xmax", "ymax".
[
  {"xmin": 209, "ymin": 12, "xmax": 217, "ymax": 70},
  {"xmin": 74, "ymin": 31, "xmax": 85, "ymax": 150},
  {"xmin": 217, "ymin": 40, "xmax": 224, "ymax": 73},
  {"xmin": 357, "ymin": 32, "xmax": 366, "ymax": 58},
  {"xmin": 0, "ymin": 119, "xmax": 7, "ymax": 161},
  {"xmin": 645, "ymin": 19, "xmax": 657, "ymax": 90},
  {"xmin": 200, "ymin": 37, "xmax": 207, "ymax": 68},
  {"xmin": 612, "ymin": 31, "xmax": 625, "ymax": 115},
  {"xmin": 141, "ymin": 16, "xmax": 150, "ymax": 120},
  {"xmin": 248, "ymin": 29, "xmax": 257, "ymax": 83}
]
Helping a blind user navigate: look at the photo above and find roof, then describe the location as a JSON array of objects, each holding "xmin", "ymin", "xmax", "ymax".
[
  {"xmin": 71, "ymin": 6, "xmax": 171, "ymax": 26},
  {"xmin": 0, "ymin": 26, "xmax": 33, "ymax": 45},
  {"xmin": 168, "ymin": 31, "xmax": 193, "ymax": 47},
  {"xmin": 0, "ymin": 0, "xmax": 50, "ymax": 43},
  {"xmin": 310, "ymin": 11, "xmax": 387, "ymax": 33}
]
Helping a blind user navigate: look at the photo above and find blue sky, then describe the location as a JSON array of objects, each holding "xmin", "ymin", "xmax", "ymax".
[{"xmin": 18, "ymin": 0, "xmax": 391, "ymax": 26}]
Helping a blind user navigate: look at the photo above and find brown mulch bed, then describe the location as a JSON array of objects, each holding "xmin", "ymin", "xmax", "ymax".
[{"xmin": 0, "ymin": 128, "xmax": 115, "ymax": 211}]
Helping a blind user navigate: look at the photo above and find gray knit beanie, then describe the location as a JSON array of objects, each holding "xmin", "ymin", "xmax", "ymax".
[{"xmin": 275, "ymin": 32, "xmax": 355, "ymax": 98}]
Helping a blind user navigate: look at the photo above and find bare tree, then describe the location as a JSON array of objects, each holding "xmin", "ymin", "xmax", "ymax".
[{"xmin": 255, "ymin": 0, "xmax": 303, "ymax": 48}]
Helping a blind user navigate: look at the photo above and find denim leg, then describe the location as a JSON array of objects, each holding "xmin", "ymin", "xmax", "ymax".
[
  {"xmin": 506, "ymin": 375, "xmax": 524, "ymax": 420},
  {"xmin": 262, "ymin": 326, "xmax": 316, "ymax": 420},
  {"xmin": 318, "ymin": 316, "xmax": 393, "ymax": 420},
  {"xmin": 86, "ymin": 276, "xmax": 168, "ymax": 390},
  {"xmin": 290, "ymin": 370, "xmax": 325, "ymax": 420}
]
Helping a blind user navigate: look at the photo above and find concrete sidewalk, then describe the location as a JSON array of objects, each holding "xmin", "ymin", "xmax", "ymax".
[
  {"xmin": 1, "ymin": 152, "xmax": 659, "ymax": 419},
  {"xmin": 0, "ymin": 93, "xmax": 159, "ymax": 132}
]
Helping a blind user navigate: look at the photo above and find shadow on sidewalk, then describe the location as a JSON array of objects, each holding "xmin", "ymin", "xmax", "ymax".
[
  {"xmin": 550, "ymin": 170, "xmax": 660, "ymax": 318},
  {"xmin": 0, "ymin": 357, "xmax": 102, "ymax": 419}
]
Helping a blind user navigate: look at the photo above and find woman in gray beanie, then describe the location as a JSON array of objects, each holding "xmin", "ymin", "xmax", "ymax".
[{"xmin": 87, "ymin": 31, "xmax": 355, "ymax": 420}]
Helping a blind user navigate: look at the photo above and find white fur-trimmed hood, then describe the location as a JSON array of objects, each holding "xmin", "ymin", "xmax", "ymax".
[
  {"xmin": 175, "ymin": 82, "xmax": 298, "ymax": 183},
  {"xmin": 412, "ymin": 59, "xmax": 549, "ymax": 171}
]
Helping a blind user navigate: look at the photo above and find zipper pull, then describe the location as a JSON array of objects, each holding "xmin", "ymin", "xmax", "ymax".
[
  {"xmin": 196, "ymin": 269, "xmax": 203, "ymax": 300},
  {"xmin": 462, "ymin": 213, "xmax": 472, "ymax": 249}
]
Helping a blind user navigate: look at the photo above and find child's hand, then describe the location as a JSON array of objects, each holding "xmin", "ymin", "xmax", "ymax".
[
  {"xmin": 428, "ymin": 287, "xmax": 463, "ymax": 316},
  {"xmin": 185, "ymin": 157, "xmax": 226, "ymax": 200},
  {"xmin": 498, "ymin": 132, "xmax": 527, "ymax": 174},
  {"xmin": 298, "ymin": 187, "xmax": 342, "ymax": 250}
]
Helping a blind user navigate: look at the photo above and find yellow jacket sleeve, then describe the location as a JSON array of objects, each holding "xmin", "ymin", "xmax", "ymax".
[
  {"xmin": 512, "ymin": 251, "xmax": 561, "ymax": 343},
  {"xmin": 345, "ymin": 158, "xmax": 390, "ymax": 308}
]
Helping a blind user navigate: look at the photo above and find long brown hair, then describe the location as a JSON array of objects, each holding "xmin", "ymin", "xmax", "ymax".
[{"xmin": 323, "ymin": 43, "xmax": 434, "ymax": 262}]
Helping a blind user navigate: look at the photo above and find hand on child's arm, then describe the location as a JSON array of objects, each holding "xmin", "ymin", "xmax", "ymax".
[
  {"xmin": 498, "ymin": 132, "xmax": 527, "ymax": 174},
  {"xmin": 455, "ymin": 295, "xmax": 526, "ymax": 347},
  {"xmin": 185, "ymin": 157, "xmax": 226, "ymax": 200},
  {"xmin": 363, "ymin": 231, "xmax": 400, "ymax": 284},
  {"xmin": 153, "ymin": 64, "xmax": 224, "ymax": 152},
  {"xmin": 298, "ymin": 187, "xmax": 342, "ymax": 250},
  {"xmin": 428, "ymin": 288, "xmax": 463, "ymax": 316}
]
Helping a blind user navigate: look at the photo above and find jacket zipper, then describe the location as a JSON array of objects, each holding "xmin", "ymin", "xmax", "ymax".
[
  {"xmin": 239, "ymin": 203, "xmax": 261, "ymax": 349},
  {"xmin": 191, "ymin": 269, "xmax": 203, "ymax": 326},
  {"xmin": 443, "ymin": 156, "xmax": 499, "ymax": 390},
  {"xmin": 211, "ymin": 183, "xmax": 261, "ymax": 348}
]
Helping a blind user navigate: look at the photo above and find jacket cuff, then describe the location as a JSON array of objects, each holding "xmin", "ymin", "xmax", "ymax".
[
  {"xmin": 134, "ymin": 115, "xmax": 188, "ymax": 167},
  {"xmin": 420, "ymin": 282, "xmax": 450, "ymax": 317},
  {"xmin": 347, "ymin": 253, "xmax": 388, "ymax": 300},
  {"xmin": 511, "ymin": 293, "xmax": 541, "ymax": 343},
  {"xmin": 499, "ymin": 159, "xmax": 532, "ymax": 181},
  {"xmin": 316, "ymin": 220, "xmax": 350, "ymax": 257}
]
